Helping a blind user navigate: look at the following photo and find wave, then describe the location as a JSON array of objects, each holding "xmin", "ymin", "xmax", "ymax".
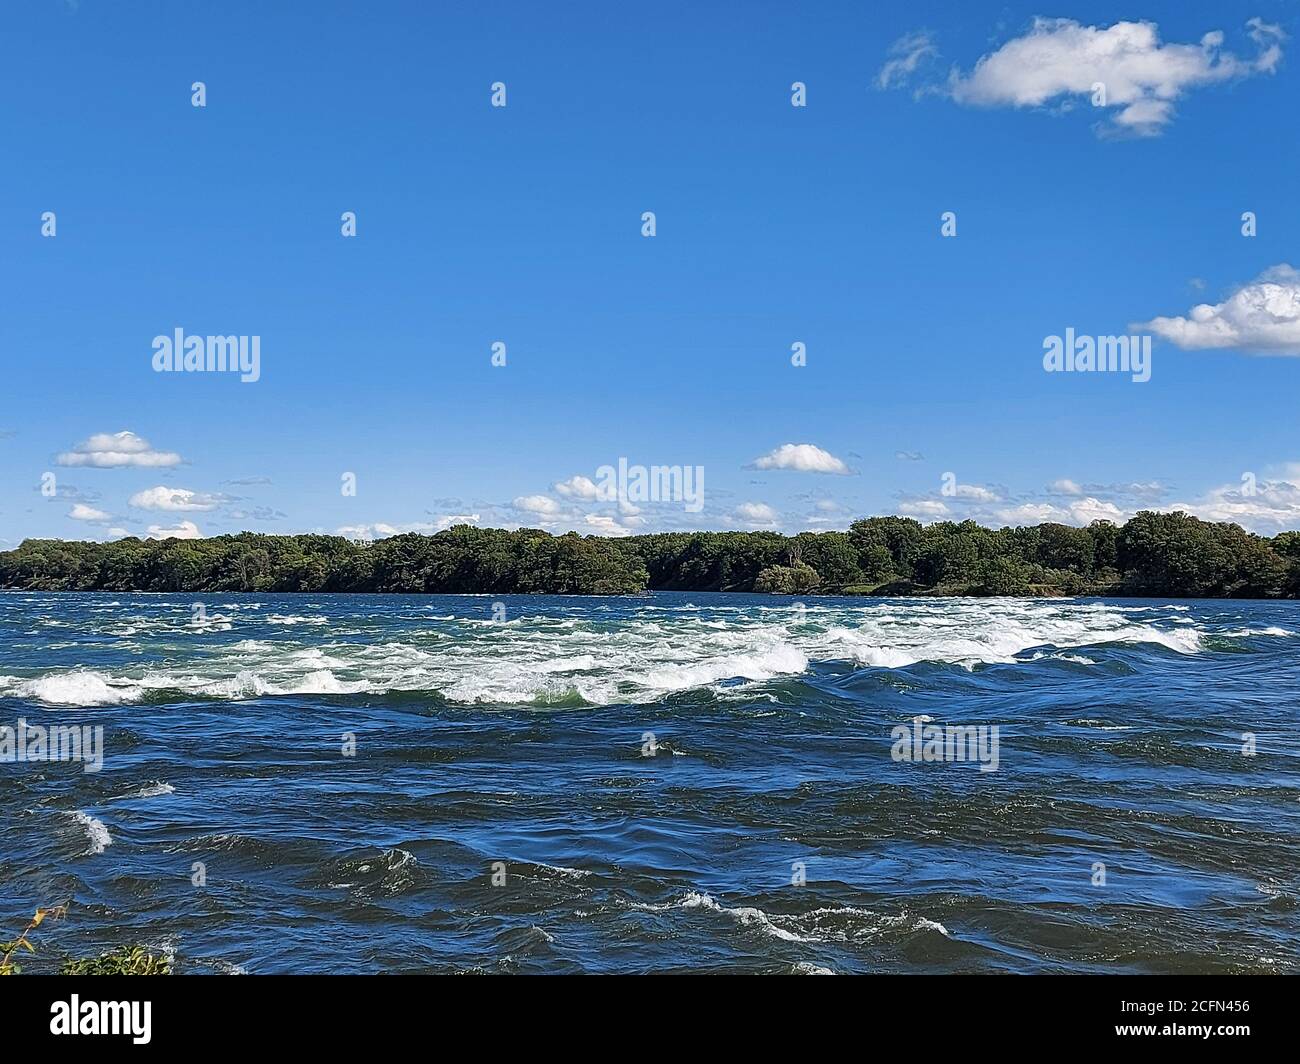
[
  {"xmin": 13, "ymin": 671, "xmax": 139, "ymax": 705},
  {"xmin": 325, "ymin": 848, "xmax": 418, "ymax": 896},
  {"xmin": 636, "ymin": 892, "xmax": 951, "ymax": 944},
  {"xmin": 0, "ymin": 599, "xmax": 1277, "ymax": 708},
  {"xmin": 791, "ymin": 961, "xmax": 836, "ymax": 975},
  {"xmin": 108, "ymin": 782, "xmax": 175, "ymax": 801},
  {"xmin": 66, "ymin": 811, "xmax": 112, "ymax": 855}
]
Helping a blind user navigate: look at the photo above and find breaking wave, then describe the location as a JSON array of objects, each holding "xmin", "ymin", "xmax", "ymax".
[
  {"xmin": 66, "ymin": 811, "xmax": 112, "ymax": 855},
  {"xmin": 0, "ymin": 598, "xmax": 1284, "ymax": 708}
]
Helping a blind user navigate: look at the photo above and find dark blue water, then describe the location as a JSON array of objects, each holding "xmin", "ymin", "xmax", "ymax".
[{"xmin": 1, "ymin": 592, "xmax": 1297, "ymax": 973}]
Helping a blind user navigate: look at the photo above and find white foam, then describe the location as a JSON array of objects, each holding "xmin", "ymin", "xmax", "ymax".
[
  {"xmin": 636, "ymin": 643, "xmax": 808, "ymax": 691},
  {"xmin": 68, "ymin": 811, "xmax": 112, "ymax": 854},
  {"xmin": 3, "ymin": 598, "xmax": 1228, "ymax": 708},
  {"xmin": 678, "ymin": 892, "xmax": 811, "ymax": 942},
  {"xmin": 109, "ymin": 782, "xmax": 175, "ymax": 801},
  {"xmin": 17, "ymin": 671, "xmax": 141, "ymax": 706},
  {"xmin": 649, "ymin": 893, "xmax": 950, "ymax": 945}
]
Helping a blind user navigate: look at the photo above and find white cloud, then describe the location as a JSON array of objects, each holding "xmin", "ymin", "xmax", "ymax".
[
  {"xmin": 877, "ymin": 31, "xmax": 938, "ymax": 90},
  {"xmin": 736, "ymin": 501, "xmax": 778, "ymax": 521},
  {"xmin": 901, "ymin": 480, "xmax": 1131, "ymax": 527},
  {"xmin": 553, "ymin": 475, "xmax": 606, "ymax": 501},
  {"xmin": 1163, "ymin": 472, "xmax": 1300, "ymax": 533},
  {"xmin": 898, "ymin": 499, "xmax": 950, "ymax": 518},
  {"xmin": 106, "ymin": 527, "xmax": 129, "ymax": 539},
  {"xmin": 1067, "ymin": 497, "xmax": 1128, "ymax": 524},
  {"xmin": 512, "ymin": 494, "xmax": 561, "ymax": 516},
  {"xmin": 147, "ymin": 520, "xmax": 202, "ymax": 540},
  {"xmin": 993, "ymin": 502, "xmax": 1059, "ymax": 525},
  {"xmin": 951, "ymin": 483, "xmax": 999, "ymax": 502},
  {"xmin": 337, "ymin": 523, "xmax": 399, "ymax": 541},
  {"xmin": 57, "ymin": 431, "xmax": 182, "ymax": 468},
  {"xmin": 1137, "ymin": 265, "xmax": 1300, "ymax": 353},
  {"xmin": 994, "ymin": 497, "xmax": 1127, "ymax": 526},
  {"xmin": 885, "ymin": 18, "xmax": 1285, "ymax": 136},
  {"xmin": 68, "ymin": 503, "xmax": 110, "ymax": 521},
  {"xmin": 129, "ymin": 486, "xmax": 222, "ymax": 512},
  {"xmin": 750, "ymin": 443, "xmax": 852, "ymax": 475},
  {"xmin": 584, "ymin": 514, "xmax": 637, "ymax": 537},
  {"xmin": 733, "ymin": 501, "xmax": 781, "ymax": 528},
  {"xmin": 335, "ymin": 515, "xmax": 480, "ymax": 541}
]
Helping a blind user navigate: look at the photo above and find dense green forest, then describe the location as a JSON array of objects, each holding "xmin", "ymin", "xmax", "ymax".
[{"xmin": 3, "ymin": 512, "xmax": 1299, "ymax": 598}]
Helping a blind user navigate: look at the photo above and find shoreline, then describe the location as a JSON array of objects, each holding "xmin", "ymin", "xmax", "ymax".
[{"xmin": 3, "ymin": 511, "xmax": 1297, "ymax": 599}]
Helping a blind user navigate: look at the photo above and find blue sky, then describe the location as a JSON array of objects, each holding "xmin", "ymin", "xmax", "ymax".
[{"xmin": 2, "ymin": 0, "xmax": 1299, "ymax": 545}]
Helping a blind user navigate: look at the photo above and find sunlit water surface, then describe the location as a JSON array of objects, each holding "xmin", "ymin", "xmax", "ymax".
[{"xmin": 1, "ymin": 591, "xmax": 1297, "ymax": 973}]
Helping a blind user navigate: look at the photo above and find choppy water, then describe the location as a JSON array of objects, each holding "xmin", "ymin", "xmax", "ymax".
[{"xmin": 1, "ymin": 591, "xmax": 1297, "ymax": 973}]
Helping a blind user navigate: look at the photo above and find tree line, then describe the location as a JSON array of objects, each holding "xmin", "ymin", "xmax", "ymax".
[{"xmin": 2, "ymin": 512, "xmax": 1299, "ymax": 597}]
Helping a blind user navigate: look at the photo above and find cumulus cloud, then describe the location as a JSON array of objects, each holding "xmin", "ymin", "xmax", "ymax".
[
  {"xmin": 337, "ymin": 523, "xmax": 400, "ymax": 541},
  {"xmin": 898, "ymin": 498, "xmax": 950, "ymax": 518},
  {"xmin": 899, "ymin": 476, "xmax": 1137, "ymax": 526},
  {"xmin": 68, "ymin": 503, "xmax": 110, "ymax": 522},
  {"xmin": 995, "ymin": 497, "xmax": 1127, "ymax": 526},
  {"xmin": 336, "ymin": 515, "xmax": 481, "ymax": 541},
  {"xmin": 882, "ymin": 18, "xmax": 1285, "ymax": 135},
  {"xmin": 512, "ymin": 494, "xmax": 561, "ymax": 517},
  {"xmin": 147, "ymin": 520, "xmax": 202, "ymax": 540},
  {"xmin": 1137, "ymin": 265, "xmax": 1300, "ymax": 353},
  {"xmin": 553, "ymin": 475, "xmax": 606, "ymax": 501},
  {"xmin": 733, "ymin": 501, "xmax": 781, "ymax": 528},
  {"xmin": 1161, "ymin": 470, "xmax": 1300, "ymax": 533},
  {"xmin": 584, "ymin": 513, "xmax": 642, "ymax": 537},
  {"xmin": 57, "ymin": 431, "xmax": 182, "ymax": 468},
  {"xmin": 949, "ymin": 482, "xmax": 1000, "ymax": 502},
  {"xmin": 749, "ymin": 443, "xmax": 852, "ymax": 475},
  {"xmin": 129, "ymin": 486, "xmax": 225, "ymax": 512}
]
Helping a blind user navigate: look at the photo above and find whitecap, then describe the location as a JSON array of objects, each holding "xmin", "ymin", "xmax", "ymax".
[{"xmin": 67, "ymin": 811, "xmax": 112, "ymax": 854}]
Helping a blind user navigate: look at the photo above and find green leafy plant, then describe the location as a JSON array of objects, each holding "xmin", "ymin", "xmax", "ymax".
[{"xmin": 60, "ymin": 946, "xmax": 172, "ymax": 976}]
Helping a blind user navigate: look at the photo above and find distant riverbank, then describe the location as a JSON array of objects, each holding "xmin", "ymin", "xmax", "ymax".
[{"xmin": 3, "ymin": 510, "xmax": 1297, "ymax": 598}]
